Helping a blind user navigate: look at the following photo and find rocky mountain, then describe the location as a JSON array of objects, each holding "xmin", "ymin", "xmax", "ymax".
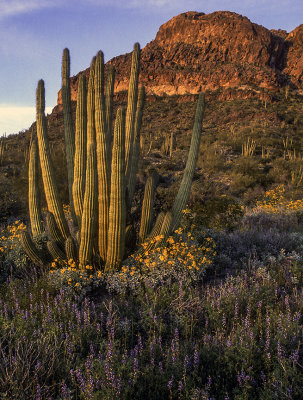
[{"xmin": 57, "ymin": 11, "xmax": 303, "ymax": 104}]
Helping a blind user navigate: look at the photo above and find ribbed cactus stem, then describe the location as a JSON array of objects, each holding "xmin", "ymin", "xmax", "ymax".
[
  {"xmin": 47, "ymin": 240, "xmax": 67, "ymax": 263},
  {"xmin": 20, "ymin": 231, "xmax": 44, "ymax": 266},
  {"xmin": 95, "ymin": 51, "xmax": 110, "ymax": 261},
  {"xmin": 169, "ymin": 131, "xmax": 174, "ymax": 158},
  {"xmin": 139, "ymin": 172, "xmax": 157, "ymax": 243},
  {"xmin": 61, "ymin": 48, "xmax": 76, "ymax": 225},
  {"xmin": 87, "ymin": 56, "xmax": 96, "ymax": 150},
  {"xmin": 125, "ymin": 43, "xmax": 140, "ymax": 185},
  {"xmin": 79, "ymin": 144, "xmax": 98, "ymax": 267},
  {"xmin": 28, "ymin": 140, "xmax": 44, "ymax": 237},
  {"xmin": 45, "ymin": 211, "xmax": 65, "ymax": 249},
  {"xmin": 106, "ymin": 108, "xmax": 126, "ymax": 270},
  {"xmin": 172, "ymin": 93, "xmax": 205, "ymax": 231},
  {"xmin": 36, "ymin": 80, "xmax": 70, "ymax": 239},
  {"xmin": 65, "ymin": 236, "xmax": 78, "ymax": 264},
  {"xmin": 128, "ymin": 86, "xmax": 145, "ymax": 205},
  {"xmin": 73, "ymin": 74, "xmax": 87, "ymax": 226},
  {"xmin": 105, "ymin": 66, "xmax": 115, "ymax": 139},
  {"xmin": 137, "ymin": 211, "xmax": 165, "ymax": 256},
  {"xmin": 159, "ymin": 211, "xmax": 173, "ymax": 246}
]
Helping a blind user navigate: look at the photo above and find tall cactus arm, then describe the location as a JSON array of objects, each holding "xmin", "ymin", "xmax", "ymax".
[
  {"xmin": 127, "ymin": 86, "xmax": 145, "ymax": 205},
  {"xmin": 61, "ymin": 48, "xmax": 76, "ymax": 225},
  {"xmin": 28, "ymin": 140, "xmax": 44, "ymax": 237},
  {"xmin": 45, "ymin": 211, "xmax": 65, "ymax": 249},
  {"xmin": 95, "ymin": 51, "xmax": 110, "ymax": 261},
  {"xmin": 47, "ymin": 240, "xmax": 67, "ymax": 263},
  {"xmin": 138, "ymin": 170, "xmax": 157, "ymax": 244},
  {"xmin": 36, "ymin": 80, "xmax": 70, "ymax": 239},
  {"xmin": 20, "ymin": 231, "xmax": 45, "ymax": 267},
  {"xmin": 73, "ymin": 74, "xmax": 87, "ymax": 227},
  {"xmin": 87, "ymin": 56, "xmax": 96, "ymax": 150},
  {"xmin": 65, "ymin": 236, "xmax": 78, "ymax": 264},
  {"xmin": 106, "ymin": 108, "xmax": 127, "ymax": 270},
  {"xmin": 171, "ymin": 93, "xmax": 205, "ymax": 231},
  {"xmin": 79, "ymin": 144, "xmax": 98, "ymax": 267},
  {"xmin": 105, "ymin": 66, "xmax": 115, "ymax": 140},
  {"xmin": 136, "ymin": 211, "xmax": 165, "ymax": 257},
  {"xmin": 125, "ymin": 43, "xmax": 140, "ymax": 185}
]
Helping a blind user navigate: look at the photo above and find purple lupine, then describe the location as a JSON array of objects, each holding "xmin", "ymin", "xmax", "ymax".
[
  {"xmin": 61, "ymin": 382, "xmax": 70, "ymax": 399},
  {"xmin": 133, "ymin": 358, "xmax": 139, "ymax": 378},
  {"xmin": 178, "ymin": 380, "xmax": 183, "ymax": 392},
  {"xmin": 138, "ymin": 334, "xmax": 143, "ymax": 353},
  {"xmin": 184, "ymin": 354, "xmax": 191, "ymax": 369},
  {"xmin": 194, "ymin": 347, "xmax": 199, "ymax": 368},
  {"xmin": 159, "ymin": 361, "xmax": 163, "ymax": 373},
  {"xmin": 35, "ymin": 383, "xmax": 42, "ymax": 400},
  {"xmin": 277, "ymin": 341, "xmax": 283, "ymax": 361},
  {"xmin": 291, "ymin": 350, "xmax": 299, "ymax": 364},
  {"xmin": 167, "ymin": 375, "xmax": 174, "ymax": 389},
  {"xmin": 75, "ymin": 369, "xmax": 86, "ymax": 394}
]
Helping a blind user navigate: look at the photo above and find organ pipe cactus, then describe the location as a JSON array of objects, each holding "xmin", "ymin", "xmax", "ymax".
[
  {"xmin": 171, "ymin": 93, "xmax": 205, "ymax": 230},
  {"xmin": 128, "ymin": 86, "xmax": 145, "ymax": 205},
  {"xmin": 20, "ymin": 231, "xmax": 45, "ymax": 267},
  {"xmin": 105, "ymin": 66, "xmax": 115, "ymax": 139},
  {"xmin": 45, "ymin": 211, "xmax": 65, "ymax": 249},
  {"xmin": 28, "ymin": 140, "xmax": 43, "ymax": 237},
  {"xmin": 73, "ymin": 74, "xmax": 87, "ymax": 226},
  {"xmin": 87, "ymin": 57, "xmax": 96, "ymax": 151},
  {"xmin": 79, "ymin": 144, "xmax": 98, "ymax": 266},
  {"xmin": 62, "ymin": 48, "xmax": 77, "ymax": 225},
  {"xmin": 22, "ymin": 43, "xmax": 205, "ymax": 272},
  {"xmin": 125, "ymin": 43, "xmax": 140, "ymax": 185},
  {"xmin": 36, "ymin": 80, "xmax": 70, "ymax": 239},
  {"xmin": 95, "ymin": 51, "xmax": 110, "ymax": 261},
  {"xmin": 138, "ymin": 171, "xmax": 157, "ymax": 243},
  {"xmin": 106, "ymin": 108, "xmax": 127, "ymax": 269}
]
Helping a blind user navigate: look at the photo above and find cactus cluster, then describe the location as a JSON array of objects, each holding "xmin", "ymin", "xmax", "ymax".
[
  {"xmin": 21, "ymin": 44, "xmax": 205, "ymax": 271},
  {"xmin": 161, "ymin": 131, "xmax": 174, "ymax": 158}
]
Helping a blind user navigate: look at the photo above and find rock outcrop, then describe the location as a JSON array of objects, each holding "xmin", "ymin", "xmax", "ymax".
[{"xmin": 57, "ymin": 11, "xmax": 303, "ymax": 104}]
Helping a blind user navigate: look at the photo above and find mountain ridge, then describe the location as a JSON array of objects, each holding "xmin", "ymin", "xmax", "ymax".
[{"xmin": 57, "ymin": 10, "xmax": 303, "ymax": 105}]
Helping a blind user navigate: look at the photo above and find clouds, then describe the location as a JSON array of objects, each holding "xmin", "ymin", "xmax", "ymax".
[{"xmin": 0, "ymin": 0, "xmax": 59, "ymax": 19}]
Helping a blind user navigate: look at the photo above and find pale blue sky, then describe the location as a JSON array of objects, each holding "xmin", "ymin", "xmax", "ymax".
[{"xmin": 0, "ymin": 0, "xmax": 302, "ymax": 135}]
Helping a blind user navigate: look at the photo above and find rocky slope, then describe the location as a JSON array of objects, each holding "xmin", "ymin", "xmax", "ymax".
[{"xmin": 57, "ymin": 11, "xmax": 303, "ymax": 104}]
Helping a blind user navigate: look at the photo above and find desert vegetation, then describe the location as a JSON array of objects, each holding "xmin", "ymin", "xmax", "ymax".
[{"xmin": 0, "ymin": 41, "xmax": 303, "ymax": 400}]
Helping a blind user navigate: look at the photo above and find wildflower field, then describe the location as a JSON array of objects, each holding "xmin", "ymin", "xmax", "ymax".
[{"xmin": 1, "ymin": 188, "xmax": 303, "ymax": 400}]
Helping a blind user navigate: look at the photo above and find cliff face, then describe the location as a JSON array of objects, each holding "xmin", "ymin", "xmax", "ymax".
[{"xmin": 57, "ymin": 11, "xmax": 303, "ymax": 104}]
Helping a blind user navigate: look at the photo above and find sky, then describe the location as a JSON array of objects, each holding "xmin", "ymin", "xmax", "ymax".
[{"xmin": 0, "ymin": 0, "xmax": 302, "ymax": 136}]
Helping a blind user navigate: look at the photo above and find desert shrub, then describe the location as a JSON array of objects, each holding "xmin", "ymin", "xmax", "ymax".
[{"xmin": 192, "ymin": 195, "xmax": 244, "ymax": 231}]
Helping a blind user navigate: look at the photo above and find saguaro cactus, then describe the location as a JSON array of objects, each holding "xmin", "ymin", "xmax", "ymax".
[
  {"xmin": 28, "ymin": 140, "xmax": 43, "ymax": 237},
  {"xmin": 62, "ymin": 48, "xmax": 76, "ymax": 224},
  {"xmin": 36, "ymin": 80, "xmax": 70, "ymax": 239}
]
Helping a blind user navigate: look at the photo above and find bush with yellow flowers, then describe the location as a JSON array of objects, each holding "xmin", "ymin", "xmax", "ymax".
[
  {"xmin": 256, "ymin": 185, "xmax": 303, "ymax": 214},
  {"xmin": 133, "ymin": 228, "xmax": 215, "ymax": 278},
  {"xmin": 0, "ymin": 220, "xmax": 30, "ymax": 280},
  {"xmin": 47, "ymin": 258, "xmax": 104, "ymax": 298}
]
